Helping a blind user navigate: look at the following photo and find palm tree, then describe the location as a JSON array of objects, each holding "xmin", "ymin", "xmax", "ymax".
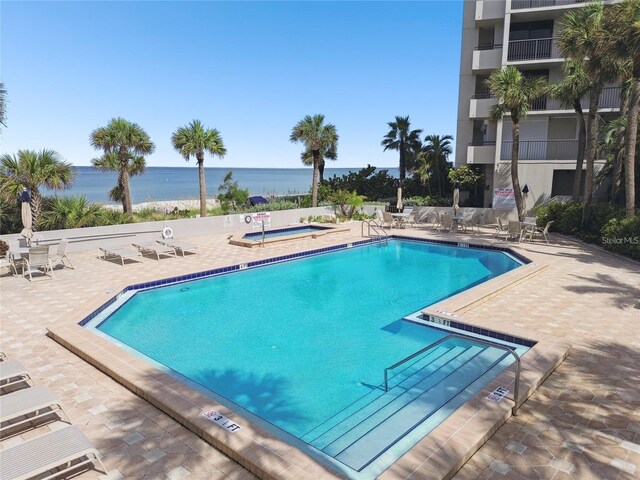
[
  {"xmin": 90, "ymin": 118, "xmax": 155, "ymax": 217},
  {"xmin": 171, "ymin": 120, "xmax": 226, "ymax": 217},
  {"xmin": 549, "ymin": 59, "xmax": 591, "ymax": 200},
  {"xmin": 412, "ymin": 152, "xmax": 433, "ymax": 195},
  {"xmin": 421, "ymin": 134, "xmax": 454, "ymax": 196},
  {"xmin": 486, "ymin": 67, "xmax": 547, "ymax": 221},
  {"xmin": 301, "ymin": 144, "xmax": 337, "ymax": 184},
  {"xmin": 603, "ymin": 0, "xmax": 640, "ymax": 217},
  {"xmin": 290, "ymin": 114, "xmax": 339, "ymax": 207},
  {"xmin": 0, "ymin": 82, "xmax": 7, "ymax": 130},
  {"xmin": 381, "ymin": 116, "xmax": 422, "ymax": 181},
  {"xmin": 0, "ymin": 149, "xmax": 74, "ymax": 227},
  {"xmin": 558, "ymin": 1, "xmax": 621, "ymax": 226},
  {"xmin": 92, "ymin": 153, "xmax": 146, "ymax": 206}
]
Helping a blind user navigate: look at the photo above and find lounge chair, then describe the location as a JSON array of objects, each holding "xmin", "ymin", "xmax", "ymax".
[
  {"xmin": 529, "ymin": 220, "xmax": 554, "ymax": 244},
  {"xmin": 0, "ymin": 359, "xmax": 32, "ymax": 393},
  {"xmin": 50, "ymin": 238, "xmax": 74, "ymax": 269},
  {"xmin": 0, "ymin": 425, "xmax": 106, "ymax": 479},
  {"xmin": 1, "ymin": 385, "xmax": 69, "ymax": 435},
  {"xmin": 156, "ymin": 239, "xmax": 199, "ymax": 257},
  {"xmin": 99, "ymin": 245, "xmax": 143, "ymax": 266},
  {"xmin": 132, "ymin": 241, "xmax": 177, "ymax": 260},
  {"xmin": 23, "ymin": 246, "xmax": 54, "ymax": 281}
]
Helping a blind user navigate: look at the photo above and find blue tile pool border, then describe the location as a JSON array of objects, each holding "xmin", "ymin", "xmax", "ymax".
[{"xmin": 79, "ymin": 236, "xmax": 529, "ymax": 327}]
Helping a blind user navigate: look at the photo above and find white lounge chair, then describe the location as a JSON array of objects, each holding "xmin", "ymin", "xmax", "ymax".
[
  {"xmin": 50, "ymin": 238, "xmax": 74, "ymax": 269},
  {"xmin": 132, "ymin": 241, "xmax": 176, "ymax": 260},
  {"xmin": 23, "ymin": 246, "xmax": 54, "ymax": 281},
  {"xmin": 99, "ymin": 246, "xmax": 144, "ymax": 266},
  {"xmin": 0, "ymin": 359, "xmax": 32, "ymax": 393},
  {"xmin": 156, "ymin": 239, "xmax": 199, "ymax": 257},
  {"xmin": 1, "ymin": 385, "xmax": 69, "ymax": 435},
  {"xmin": 0, "ymin": 425, "xmax": 106, "ymax": 479}
]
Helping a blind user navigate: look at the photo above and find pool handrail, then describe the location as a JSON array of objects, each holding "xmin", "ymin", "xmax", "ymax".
[
  {"xmin": 383, "ymin": 333, "xmax": 522, "ymax": 415},
  {"xmin": 361, "ymin": 220, "xmax": 388, "ymax": 242}
]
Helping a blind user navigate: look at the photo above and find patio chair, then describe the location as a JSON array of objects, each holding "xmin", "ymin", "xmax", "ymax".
[
  {"xmin": 462, "ymin": 214, "xmax": 479, "ymax": 234},
  {"xmin": 440, "ymin": 213, "xmax": 453, "ymax": 232},
  {"xmin": 529, "ymin": 220, "xmax": 554, "ymax": 244},
  {"xmin": 431, "ymin": 211, "xmax": 442, "ymax": 229},
  {"xmin": 381, "ymin": 211, "xmax": 394, "ymax": 229},
  {"xmin": 0, "ymin": 359, "xmax": 32, "ymax": 394},
  {"xmin": 402, "ymin": 208, "xmax": 416, "ymax": 228},
  {"xmin": 132, "ymin": 241, "xmax": 176, "ymax": 260},
  {"xmin": 50, "ymin": 238, "xmax": 74, "ymax": 269},
  {"xmin": 23, "ymin": 246, "xmax": 54, "ymax": 281},
  {"xmin": 497, "ymin": 220, "xmax": 522, "ymax": 241},
  {"xmin": 0, "ymin": 385, "xmax": 70, "ymax": 436},
  {"xmin": 99, "ymin": 245, "xmax": 144, "ymax": 266},
  {"xmin": 0, "ymin": 425, "xmax": 106, "ymax": 479},
  {"xmin": 493, "ymin": 217, "xmax": 509, "ymax": 237},
  {"xmin": 156, "ymin": 239, "xmax": 199, "ymax": 257}
]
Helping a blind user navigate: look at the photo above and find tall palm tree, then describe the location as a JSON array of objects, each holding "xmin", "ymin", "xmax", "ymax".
[
  {"xmin": 486, "ymin": 67, "xmax": 547, "ymax": 221},
  {"xmin": 301, "ymin": 144, "xmax": 337, "ymax": 184},
  {"xmin": 558, "ymin": 1, "xmax": 621, "ymax": 226},
  {"xmin": 0, "ymin": 149, "xmax": 74, "ymax": 227},
  {"xmin": 549, "ymin": 59, "xmax": 591, "ymax": 200},
  {"xmin": 421, "ymin": 134, "xmax": 453, "ymax": 196},
  {"xmin": 171, "ymin": 120, "xmax": 226, "ymax": 217},
  {"xmin": 0, "ymin": 82, "xmax": 7, "ymax": 130},
  {"xmin": 603, "ymin": 0, "xmax": 640, "ymax": 217},
  {"xmin": 290, "ymin": 114, "xmax": 339, "ymax": 207},
  {"xmin": 92, "ymin": 153, "xmax": 146, "ymax": 206},
  {"xmin": 381, "ymin": 116, "xmax": 422, "ymax": 181},
  {"xmin": 90, "ymin": 118, "xmax": 155, "ymax": 217},
  {"xmin": 412, "ymin": 151, "xmax": 433, "ymax": 195}
]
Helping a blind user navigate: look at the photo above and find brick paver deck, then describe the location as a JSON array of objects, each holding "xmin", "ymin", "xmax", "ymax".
[{"xmin": 0, "ymin": 224, "xmax": 638, "ymax": 479}]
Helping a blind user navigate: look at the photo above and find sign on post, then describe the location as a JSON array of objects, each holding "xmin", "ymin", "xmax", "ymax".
[{"xmin": 252, "ymin": 212, "xmax": 271, "ymax": 229}]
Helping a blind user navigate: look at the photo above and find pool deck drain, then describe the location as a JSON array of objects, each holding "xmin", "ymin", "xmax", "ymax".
[{"xmin": 1, "ymin": 223, "xmax": 638, "ymax": 479}]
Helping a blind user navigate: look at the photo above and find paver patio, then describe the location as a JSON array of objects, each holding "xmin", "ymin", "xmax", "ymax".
[{"xmin": 0, "ymin": 223, "xmax": 638, "ymax": 479}]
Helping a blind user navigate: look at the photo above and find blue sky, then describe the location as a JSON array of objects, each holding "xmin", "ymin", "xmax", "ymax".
[{"xmin": 1, "ymin": 1, "xmax": 463, "ymax": 169}]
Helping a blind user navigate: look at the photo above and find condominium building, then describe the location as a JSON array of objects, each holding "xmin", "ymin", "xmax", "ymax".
[{"xmin": 455, "ymin": 0, "xmax": 620, "ymax": 209}]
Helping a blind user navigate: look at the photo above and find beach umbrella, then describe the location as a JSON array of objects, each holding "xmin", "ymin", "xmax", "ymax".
[
  {"xmin": 20, "ymin": 188, "xmax": 33, "ymax": 245},
  {"xmin": 396, "ymin": 187, "xmax": 403, "ymax": 211},
  {"xmin": 453, "ymin": 184, "xmax": 460, "ymax": 216}
]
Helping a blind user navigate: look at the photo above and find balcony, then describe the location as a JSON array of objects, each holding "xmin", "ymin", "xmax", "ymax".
[
  {"xmin": 467, "ymin": 142, "xmax": 497, "ymax": 164},
  {"xmin": 469, "ymin": 94, "xmax": 498, "ymax": 118},
  {"xmin": 507, "ymin": 37, "xmax": 561, "ymax": 62},
  {"xmin": 475, "ymin": 0, "xmax": 505, "ymax": 21},
  {"xmin": 472, "ymin": 45, "xmax": 503, "ymax": 71},
  {"xmin": 500, "ymin": 140, "xmax": 578, "ymax": 160},
  {"xmin": 529, "ymin": 86, "xmax": 622, "ymax": 112},
  {"xmin": 511, "ymin": 0, "xmax": 587, "ymax": 10}
]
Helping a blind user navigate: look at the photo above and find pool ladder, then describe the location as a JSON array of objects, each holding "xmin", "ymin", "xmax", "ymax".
[
  {"xmin": 383, "ymin": 333, "xmax": 522, "ymax": 415},
  {"xmin": 361, "ymin": 220, "xmax": 389, "ymax": 245}
]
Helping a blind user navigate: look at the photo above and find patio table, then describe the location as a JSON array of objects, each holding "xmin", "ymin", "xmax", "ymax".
[{"xmin": 391, "ymin": 212, "xmax": 410, "ymax": 228}]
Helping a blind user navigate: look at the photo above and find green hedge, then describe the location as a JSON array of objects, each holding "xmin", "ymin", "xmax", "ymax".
[{"xmin": 601, "ymin": 216, "xmax": 640, "ymax": 260}]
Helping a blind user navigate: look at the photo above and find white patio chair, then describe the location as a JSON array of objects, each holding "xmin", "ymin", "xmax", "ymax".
[
  {"xmin": 529, "ymin": 221, "xmax": 554, "ymax": 244},
  {"xmin": 440, "ymin": 213, "xmax": 453, "ymax": 232},
  {"xmin": 50, "ymin": 238, "xmax": 74, "ymax": 269},
  {"xmin": 23, "ymin": 246, "xmax": 54, "ymax": 281}
]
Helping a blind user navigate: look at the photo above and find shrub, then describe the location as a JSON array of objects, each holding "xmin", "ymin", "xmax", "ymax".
[
  {"xmin": 0, "ymin": 239, "xmax": 8, "ymax": 256},
  {"xmin": 99, "ymin": 209, "xmax": 132, "ymax": 226},
  {"xmin": 403, "ymin": 196, "xmax": 452, "ymax": 207},
  {"xmin": 601, "ymin": 216, "xmax": 640, "ymax": 260},
  {"xmin": 534, "ymin": 201, "xmax": 624, "ymax": 242}
]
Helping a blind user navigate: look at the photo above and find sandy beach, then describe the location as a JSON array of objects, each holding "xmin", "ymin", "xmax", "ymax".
[{"xmin": 103, "ymin": 198, "xmax": 221, "ymax": 212}]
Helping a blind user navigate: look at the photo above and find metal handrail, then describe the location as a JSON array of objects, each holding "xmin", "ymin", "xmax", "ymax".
[
  {"xmin": 361, "ymin": 220, "xmax": 389, "ymax": 241},
  {"xmin": 383, "ymin": 333, "xmax": 522, "ymax": 415}
]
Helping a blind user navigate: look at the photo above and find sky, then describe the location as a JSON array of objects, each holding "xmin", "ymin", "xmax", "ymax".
[{"xmin": 0, "ymin": 0, "xmax": 463, "ymax": 169}]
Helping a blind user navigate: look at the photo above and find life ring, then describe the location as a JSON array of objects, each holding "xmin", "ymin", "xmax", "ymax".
[
  {"xmin": 244, "ymin": 215, "xmax": 252, "ymax": 224},
  {"xmin": 162, "ymin": 226, "xmax": 173, "ymax": 240}
]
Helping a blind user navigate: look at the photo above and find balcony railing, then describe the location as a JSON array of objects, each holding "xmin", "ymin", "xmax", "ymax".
[
  {"xmin": 508, "ymin": 37, "xmax": 560, "ymax": 61},
  {"xmin": 530, "ymin": 86, "xmax": 622, "ymax": 111},
  {"xmin": 511, "ymin": 0, "xmax": 587, "ymax": 10},
  {"xmin": 474, "ymin": 43, "xmax": 503, "ymax": 51},
  {"xmin": 469, "ymin": 141, "xmax": 497, "ymax": 146},
  {"xmin": 500, "ymin": 140, "xmax": 578, "ymax": 160},
  {"xmin": 471, "ymin": 93, "xmax": 495, "ymax": 99}
]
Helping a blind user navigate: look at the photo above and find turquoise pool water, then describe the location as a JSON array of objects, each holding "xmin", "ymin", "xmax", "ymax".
[
  {"xmin": 242, "ymin": 225, "xmax": 329, "ymax": 240},
  {"xmin": 95, "ymin": 240, "xmax": 523, "ymax": 477}
]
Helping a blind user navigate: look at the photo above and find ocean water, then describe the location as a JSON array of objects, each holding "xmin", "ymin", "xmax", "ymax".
[{"xmin": 43, "ymin": 166, "xmax": 399, "ymax": 204}]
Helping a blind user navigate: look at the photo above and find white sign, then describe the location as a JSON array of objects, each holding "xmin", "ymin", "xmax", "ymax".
[
  {"xmin": 493, "ymin": 188, "xmax": 516, "ymax": 210},
  {"xmin": 203, "ymin": 410, "xmax": 242, "ymax": 433},
  {"xmin": 487, "ymin": 387, "xmax": 509, "ymax": 403},
  {"xmin": 252, "ymin": 212, "xmax": 271, "ymax": 229}
]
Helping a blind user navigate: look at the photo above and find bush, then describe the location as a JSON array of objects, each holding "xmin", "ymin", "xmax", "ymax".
[
  {"xmin": 0, "ymin": 239, "xmax": 8, "ymax": 257},
  {"xmin": 601, "ymin": 216, "xmax": 640, "ymax": 260},
  {"xmin": 403, "ymin": 196, "xmax": 453, "ymax": 207},
  {"xmin": 534, "ymin": 201, "xmax": 624, "ymax": 242}
]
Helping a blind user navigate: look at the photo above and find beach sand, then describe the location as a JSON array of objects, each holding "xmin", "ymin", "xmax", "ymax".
[{"xmin": 104, "ymin": 199, "xmax": 221, "ymax": 212}]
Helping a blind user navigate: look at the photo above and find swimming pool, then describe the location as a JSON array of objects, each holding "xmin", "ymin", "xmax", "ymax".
[
  {"xmin": 242, "ymin": 225, "xmax": 332, "ymax": 239},
  {"xmin": 90, "ymin": 240, "xmax": 526, "ymax": 478}
]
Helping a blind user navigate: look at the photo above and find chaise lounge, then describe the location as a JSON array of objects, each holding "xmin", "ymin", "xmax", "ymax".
[
  {"xmin": 98, "ymin": 245, "xmax": 144, "ymax": 266},
  {"xmin": 0, "ymin": 385, "xmax": 70, "ymax": 435},
  {"xmin": 132, "ymin": 241, "xmax": 177, "ymax": 260},
  {"xmin": 0, "ymin": 359, "xmax": 32, "ymax": 393},
  {"xmin": 156, "ymin": 239, "xmax": 199, "ymax": 256}
]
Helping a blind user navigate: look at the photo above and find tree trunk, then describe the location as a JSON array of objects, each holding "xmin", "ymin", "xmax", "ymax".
[
  {"xmin": 399, "ymin": 141, "xmax": 406, "ymax": 181},
  {"xmin": 582, "ymin": 87, "xmax": 601, "ymax": 229},
  {"xmin": 433, "ymin": 156, "xmax": 442, "ymax": 196},
  {"xmin": 197, "ymin": 151, "xmax": 207, "ymax": 217},
  {"xmin": 572, "ymin": 99, "xmax": 587, "ymax": 200},
  {"xmin": 511, "ymin": 117, "xmax": 524, "ymax": 221},
  {"xmin": 612, "ymin": 94, "xmax": 630, "ymax": 203},
  {"xmin": 625, "ymin": 73, "xmax": 639, "ymax": 217},
  {"xmin": 319, "ymin": 158, "xmax": 325, "ymax": 183},
  {"xmin": 311, "ymin": 150, "xmax": 320, "ymax": 207},
  {"xmin": 120, "ymin": 148, "xmax": 133, "ymax": 216},
  {"xmin": 30, "ymin": 189, "xmax": 41, "ymax": 231}
]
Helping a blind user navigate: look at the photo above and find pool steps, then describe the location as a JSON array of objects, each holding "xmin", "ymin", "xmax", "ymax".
[{"xmin": 304, "ymin": 342, "xmax": 510, "ymax": 471}]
